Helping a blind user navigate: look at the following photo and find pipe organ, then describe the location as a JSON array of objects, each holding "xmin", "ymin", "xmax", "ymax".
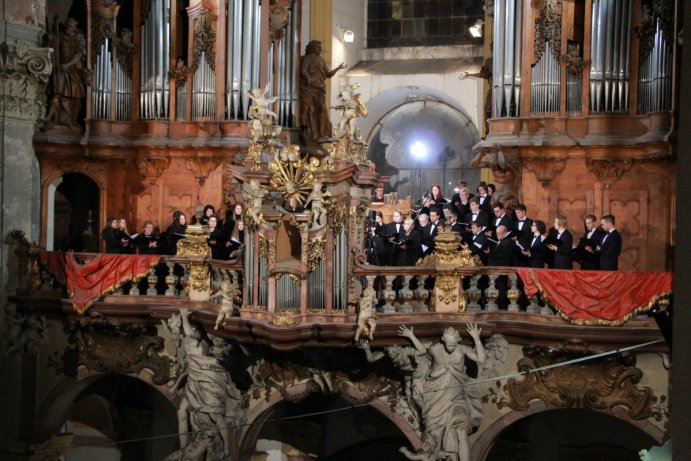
[
  {"xmin": 84, "ymin": 0, "xmax": 297, "ymax": 125},
  {"xmin": 638, "ymin": 15, "xmax": 673, "ymax": 113},
  {"xmin": 492, "ymin": 0, "xmax": 523, "ymax": 118},
  {"xmin": 225, "ymin": 0, "xmax": 262, "ymax": 120},
  {"xmin": 140, "ymin": 0, "xmax": 171, "ymax": 119},
  {"xmin": 589, "ymin": 0, "xmax": 632, "ymax": 113}
]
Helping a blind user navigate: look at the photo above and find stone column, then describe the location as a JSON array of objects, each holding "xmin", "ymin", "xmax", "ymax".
[{"xmin": 0, "ymin": 19, "xmax": 53, "ymax": 451}]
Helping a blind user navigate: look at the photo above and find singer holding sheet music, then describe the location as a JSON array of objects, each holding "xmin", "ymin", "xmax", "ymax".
[
  {"xmin": 547, "ymin": 215, "xmax": 573, "ymax": 269},
  {"xmin": 397, "ymin": 218, "xmax": 422, "ymax": 266}
]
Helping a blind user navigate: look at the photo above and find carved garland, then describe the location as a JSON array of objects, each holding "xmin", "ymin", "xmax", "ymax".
[
  {"xmin": 585, "ymin": 158, "xmax": 633, "ymax": 188},
  {"xmin": 534, "ymin": 0, "xmax": 562, "ymax": 63},
  {"xmin": 258, "ymin": 234, "xmax": 276, "ymax": 265},
  {"xmin": 91, "ymin": 9, "xmax": 117, "ymax": 68},
  {"xmin": 435, "ymin": 273, "xmax": 460, "ymax": 306},
  {"xmin": 524, "ymin": 156, "xmax": 567, "ymax": 188}
]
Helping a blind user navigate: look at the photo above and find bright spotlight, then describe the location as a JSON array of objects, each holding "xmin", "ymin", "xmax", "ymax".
[
  {"xmin": 410, "ymin": 141, "xmax": 428, "ymax": 160},
  {"xmin": 343, "ymin": 29, "xmax": 355, "ymax": 43},
  {"xmin": 469, "ymin": 19, "xmax": 484, "ymax": 38}
]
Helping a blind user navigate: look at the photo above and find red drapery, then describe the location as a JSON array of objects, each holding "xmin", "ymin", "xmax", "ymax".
[
  {"xmin": 516, "ymin": 268, "xmax": 672, "ymax": 325},
  {"xmin": 41, "ymin": 252, "xmax": 160, "ymax": 313}
]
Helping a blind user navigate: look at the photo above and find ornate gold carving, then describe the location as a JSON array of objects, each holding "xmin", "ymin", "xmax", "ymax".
[
  {"xmin": 176, "ymin": 224, "xmax": 209, "ymax": 257},
  {"xmin": 185, "ymin": 158, "xmax": 221, "ymax": 185},
  {"xmin": 435, "ymin": 273, "xmax": 462, "ymax": 309},
  {"xmin": 270, "ymin": 312, "xmax": 300, "ymax": 327},
  {"xmin": 307, "ymin": 236, "xmax": 326, "ymax": 272},
  {"xmin": 268, "ymin": 148, "xmax": 320, "ymax": 210},
  {"xmin": 327, "ymin": 202, "xmax": 349, "ymax": 234},
  {"xmin": 0, "ymin": 42, "xmax": 53, "ymax": 121},
  {"xmin": 324, "ymin": 136, "xmax": 367, "ymax": 164},
  {"xmin": 418, "ymin": 231, "xmax": 478, "ymax": 266},
  {"xmin": 258, "ymin": 234, "xmax": 276, "ymax": 265},
  {"xmin": 585, "ymin": 158, "xmax": 633, "ymax": 189},
  {"xmin": 490, "ymin": 340, "xmax": 667, "ymax": 422},
  {"xmin": 533, "ymin": 0, "xmax": 562, "ymax": 63},
  {"xmin": 524, "ymin": 156, "xmax": 567, "ymax": 188}
]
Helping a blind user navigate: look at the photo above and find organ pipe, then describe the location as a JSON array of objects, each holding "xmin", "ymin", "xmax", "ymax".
[
  {"xmin": 492, "ymin": 0, "xmax": 523, "ymax": 117},
  {"xmin": 638, "ymin": 18, "xmax": 672, "ymax": 113},
  {"xmin": 91, "ymin": 39, "xmax": 112, "ymax": 120},
  {"xmin": 226, "ymin": 0, "xmax": 261, "ymax": 119},
  {"xmin": 530, "ymin": 43, "xmax": 561, "ymax": 115},
  {"xmin": 140, "ymin": 0, "xmax": 171, "ymax": 119}
]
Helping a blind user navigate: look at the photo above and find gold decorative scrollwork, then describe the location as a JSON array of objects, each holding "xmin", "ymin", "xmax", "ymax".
[
  {"xmin": 328, "ymin": 202, "xmax": 349, "ymax": 234},
  {"xmin": 188, "ymin": 262, "xmax": 209, "ymax": 292},
  {"xmin": 436, "ymin": 273, "xmax": 460, "ymax": 306},
  {"xmin": 270, "ymin": 312, "xmax": 300, "ymax": 327},
  {"xmin": 533, "ymin": 0, "xmax": 562, "ymax": 63},
  {"xmin": 258, "ymin": 235, "xmax": 276, "ymax": 265},
  {"xmin": 307, "ymin": 237, "xmax": 326, "ymax": 272},
  {"xmin": 176, "ymin": 224, "xmax": 209, "ymax": 257}
]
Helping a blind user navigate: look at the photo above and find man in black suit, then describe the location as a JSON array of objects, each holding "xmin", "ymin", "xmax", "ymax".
[
  {"xmin": 511, "ymin": 204, "xmax": 534, "ymax": 266},
  {"xmin": 576, "ymin": 214, "xmax": 606, "ymax": 270},
  {"xmin": 384, "ymin": 210, "xmax": 405, "ymax": 266},
  {"xmin": 476, "ymin": 183, "xmax": 492, "ymax": 214},
  {"xmin": 547, "ymin": 215, "xmax": 573, "ymax": 269},
  {"xmin": 461, "ymin": 221, "xmax": 488, "ymax": 263},
  {"xmin": 464, "ymin": 197, "xmax": 490, "ymax": 230},
  {"xmin": 418, "ymin": 212, "xmax": 435, "ymax": 255},
  {"xmin": 522, "ymin": 220, "xmax": 550, "ymax": 268},
  {"xmin": 486, "ymin": 201, "xmax": 513, "ymax": 239},
  {"xmin": 486, "ymin": 225, "xmax": 515, "ymax": 308},
  {"xmin": 598, "ymin": 214, "xmax": 622, "ymax": 270}
]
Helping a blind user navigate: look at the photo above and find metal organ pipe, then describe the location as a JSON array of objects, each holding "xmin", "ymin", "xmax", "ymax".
[
  {"xmin": 192, "ymin": 52, "xmax": 216, "ymax": 120},
  {"xmin": 91, "ymin": 39, "xmax": 112, "ymax": 119},
  {"xmin": 638, "ymin": 18, "xmax": 672, "ymax": 113},
  {"xmin": 590, "ymin": 0, "xmax": 631, "ymax": 113},
  {"xmin": 225, "ymin": 0, "xmax": 261, "ymax": 120},
  {"xmin": 115, "ymin": 60, "xmax": 132, "ymax": 120},
  {"xmin": 492, "ymin": 0, "xmax": 523, "ymax": 117},
  {"xmin": 530, "ymin": 43, "xmax": 561, "ymax": 115},
  {"xmin": 140, "ymin": 0, "xmax": 171, "ymax": 119}
]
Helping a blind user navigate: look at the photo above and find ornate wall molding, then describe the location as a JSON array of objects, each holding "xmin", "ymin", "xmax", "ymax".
[
  {"xmin": 49, "ymin": 313, "xmax": 172, "ymax": 385},
  {"xmin": 185, "ymin": 157, "xmax": 221, "ymax": 185},
  {"xmin": 488, "ymin": 339, "xmax": 668, "ymax": 423},
  {"xmin": 585, "ymin": 158, "xmax": 633, "ymax": 188},
  {"xmin": 0, "ymin": 42, "xmax": 53, "ymax": 121},
  {"xmin": 523, "ymin": 156, "xmax": 567, "ymax": 188},
  {"xmin": 191, "ymin": 8, "xmax": 216, "ymax": 72},
  {"xmin": 136, "ymin": 157, "xmax": 170, "ymax": 184}
]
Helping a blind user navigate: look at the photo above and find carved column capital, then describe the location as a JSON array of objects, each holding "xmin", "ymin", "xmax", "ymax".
[
  {"xmin": 0, "ymin": 42, "xmax": 53, "ymax": 121},
  {"xmin": 524, "ymin": 156, "xmax": 567, "ymax": 188},
  {"xmin": 136, "ymin": 157, "xmax": 170, "ymax": 184},
  {"xmin": 585, "ymin": 158, "xmax": 633, "ymax": 189}
]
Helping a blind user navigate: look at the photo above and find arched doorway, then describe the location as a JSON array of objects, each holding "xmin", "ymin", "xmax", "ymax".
[
  {"xmin": 483, "ymin": 409, "xmax": 660, "ymax": 461},
  {"xmin": 244, "ymin": 393, "xmax": 414, "ymax": 461},
  {"xmin": 361, "ymin": 86, "xmax": 481, "ymax": 202},
  {"xmin": 50, "ymin": 173, "xmax": 100, "ymax": 252},
  {"xmin": 38, "ymin": 374, "xmax": 178, "ymax": 461}
]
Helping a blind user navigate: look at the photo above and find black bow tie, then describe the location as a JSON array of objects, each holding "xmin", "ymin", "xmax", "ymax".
[{"xmin": 519, "ymin": 219, "xmax": 525, "ymax": 222}]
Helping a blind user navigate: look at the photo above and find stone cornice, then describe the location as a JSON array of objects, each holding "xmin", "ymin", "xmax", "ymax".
[{"xmin": 0, "ymin": 42, "xmax": 53, "ymax": 122}]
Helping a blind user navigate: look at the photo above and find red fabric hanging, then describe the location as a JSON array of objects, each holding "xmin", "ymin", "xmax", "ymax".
[
  {"xmin": 46, "ymin": 253, "xmax": 160, "ymax": 313},
  {"xmin": 516, "ymin": 268, "xmax": 672, "ymax": 325}
]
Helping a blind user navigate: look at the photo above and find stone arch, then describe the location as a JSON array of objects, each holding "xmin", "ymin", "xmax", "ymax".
[
  {"xmin": 360, "ymin": 86, "xmax": 481, "ymax": 200},
  {"xmin": 237, "ymin": 382, "xmax": 422, "ymax": 460},
  {"xmin": 470, "ymin": 401, "xmax": 666, "ymax": 461},
  {"xmin": 35, "ymin": 369, "xmax": 178, "ymax": 442}
]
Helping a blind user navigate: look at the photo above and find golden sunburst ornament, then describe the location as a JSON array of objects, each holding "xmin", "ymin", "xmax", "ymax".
[{"xmin": 268, "ymin": 146, "xmax": 320, "ymax": 210}]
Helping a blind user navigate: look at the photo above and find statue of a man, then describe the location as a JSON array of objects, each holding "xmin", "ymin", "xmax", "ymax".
[
  {"xmin": 299, "ymin": 40, "xmax": 346, "ymax": 144},
  {"xmin": 45, "ymin": 17, "xmax": 90, "ymax": 128}
]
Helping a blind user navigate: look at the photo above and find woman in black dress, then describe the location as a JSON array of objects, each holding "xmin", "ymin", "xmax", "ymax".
[
  {"xmin": 207, "ymin": 216, "xmax": 228, "ymax": 260},
  {"xmin": 135, "ymin": 221, "xmax": 160, "ymax": 255},
  {"xmin": 164, "ymin": 211, "xmax": 187, "ymax": 255},
  {"xmin": 102, "ymin": 217, "xmax": 120, "ymax": 253}
]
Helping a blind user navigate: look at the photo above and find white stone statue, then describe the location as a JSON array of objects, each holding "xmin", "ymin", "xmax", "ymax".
[
  {"xmin": 365, "ymin": 323, "xmax": 504, "ymax": 461},
  {"xmin": 247, "ymin": 180, "xmax": 266, "ymax": 226},
  {"xmin": 354, "ymin": 290, "xmax": 377, "ymax": 342},
  {"xmin": 164, "ymin": 308, "xmax": 245, "ymax": 461},
  {"xmin": 335, "ymin": 81, "xmax": 367, "ymax": 139},
  {"xmin": 246, "ymin": 85, "xmax": 278, "ymax": 123},
  {"xmin": 211, "ymin": 280, "xmax": 234, "ymax": 330},
  {"xmin": 306, "ymin": 181, "xmax": 327, "ymax": 230}
]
